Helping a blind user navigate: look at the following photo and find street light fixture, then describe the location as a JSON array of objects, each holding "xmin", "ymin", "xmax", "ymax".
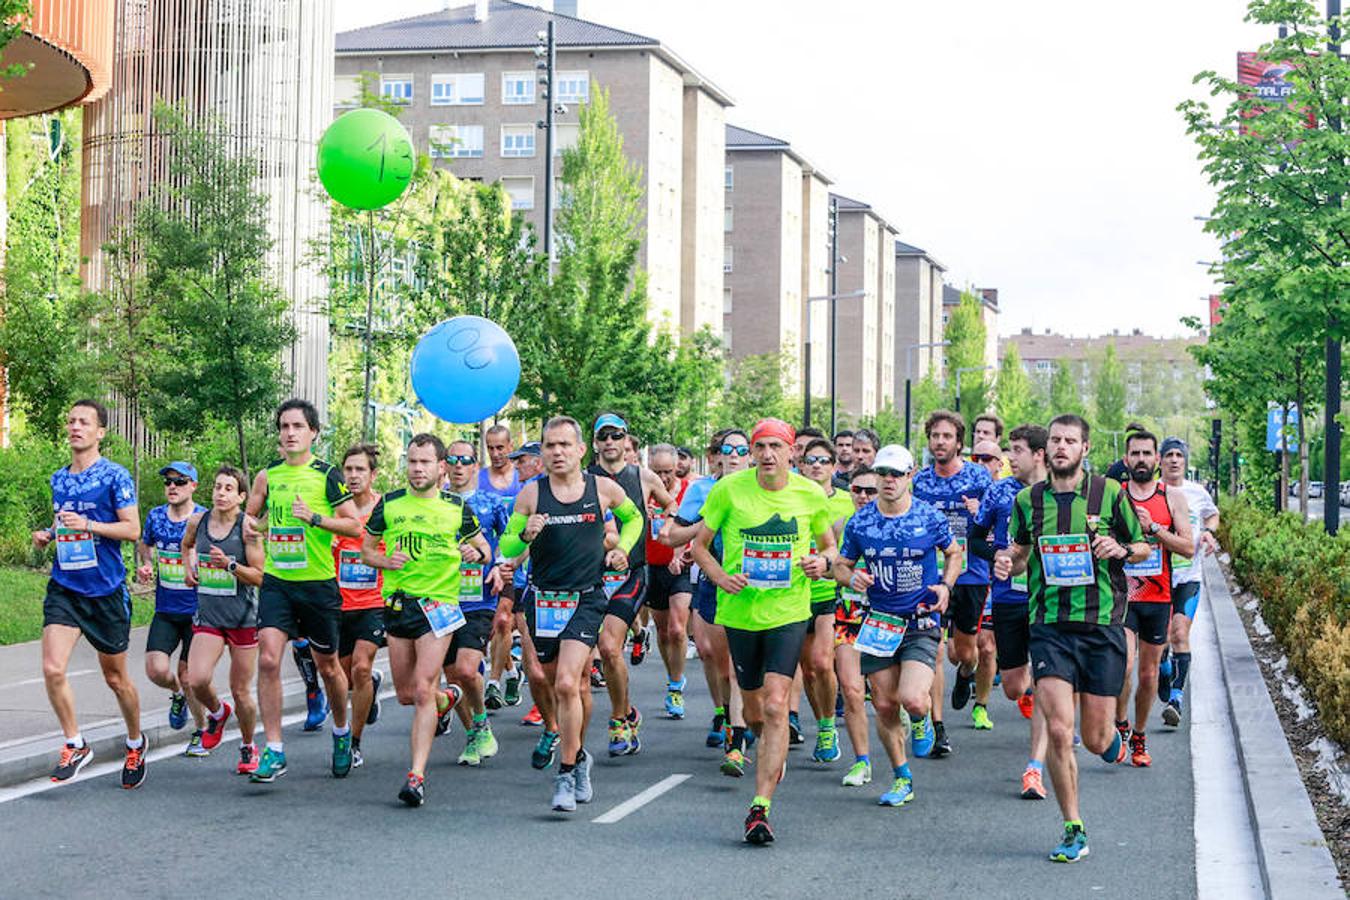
[
  {"xmin": 803, "ymin": 289, "xmax": 865, "ymax": 431},
  {"xmin": 903, "ymin": 340, "xmax": 948, "ymax": 447}
]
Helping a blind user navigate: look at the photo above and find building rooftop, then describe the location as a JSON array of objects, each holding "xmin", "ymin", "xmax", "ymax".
[
  {"xmin": 895, "ymin": 239, "xmax": 947, "ymax": 271},
  {"xmin": 725, "ymin": 124, "xmax": 789, "ymax": 150},
  {"xmin": 829, "ymin": 192, "xmax": 871, "ymax": 212}
]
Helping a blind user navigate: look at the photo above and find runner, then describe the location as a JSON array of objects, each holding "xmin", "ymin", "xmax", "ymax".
[
  {"xmin": 973, "ymin": 413, "xmax": 1013, "ymax": 479},
  {"xmin": 834, "ymin": 445, "xmax": 961, "ymax": 808},
  {"xmin": 586, "ymin": 413, "xmax": 676, "ymax": 758},
  {"xmin": 675, "ymin": 446, "xmax": 695, "ymax": 481},
  {"xmin": 1115, "ymin": 429, "xmax": 1192, "ymax": 767},
  {"xmin": 831, "ymin": 430, "xmax": 855, "ymax": 487},
  {"xmin": 33, "ymin": 399, "xmax": 146, "ymax": 787},
  {"xmin": 786, "ymin": 426, "xmax": 827, "ymax": 745},
  {"xmin": 851, "ymin": 429, "xmax": 879, "ymax": 472},
  {"xmin": 970, "ymin": 425, "xmax": 1051, "ymax": 799},
  {"xmin": 643, "ymin": 444, "xmax": 693, "ymax": 720},
  {"xmin": 182, "ymin": 466, "xmax": 264, "ymax": 774},
  {"xmin": 480, "ymin": 425, "xmax": 524, "ymax": 712},
  {"xmin": 966, "ymin": 439, "xmax": 1005, "ymax": 729},
  {"xmin": 332, "ymin": 444, "xmax": 386, "ymax": 769},
  {"xmin": 136, "ymin": 461, "xmax": 207, "ymax": 752},
  {"xmin": 833, "ymin": 466, "xmax": 879, "ymax": 786},
  {"xmin": 624, "ymin": 433, "xmax": 642, "ymax": 467},
  {"xmin": 690, "ymin": 417, "xmax": 836, "ymax": 844},
  {"xmin": 498, "ymin": 416, "xmax": 644, "ymax": 812},
  {"xmin": 244, "ymin": 398, "xmax": 362, "ymax": 783},
  {"xmin": 994, "ymin": 414, "xmax": 1149, "ymax": 863},
  {"xmin": 506, "ymin": 441, "xmax": 556, "ymax": 742},
  {"xmin": 912, "ymin": 410, "xmax": 992, "ymax": 758},
  {"xmin": 1104, "ymin": 423, "xmax": 1147, "ymax": 484},
  {"xmin": 361, "ymin": 433, "xmax": 490, "ymax": 807},
  {"xmin": 1158, "ymin": 437, "xmax": 1219, "ymax": 727}
]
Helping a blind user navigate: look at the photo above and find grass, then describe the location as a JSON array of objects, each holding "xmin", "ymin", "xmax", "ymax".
[{"xmin": 0, "ymin": 567, "xmax": 155, "ymax": 646}]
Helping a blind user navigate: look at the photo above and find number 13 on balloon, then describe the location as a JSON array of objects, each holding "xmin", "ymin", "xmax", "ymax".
[{"xmin": 316, "ymin": 108, "xmax": 414, "ymax": 211}]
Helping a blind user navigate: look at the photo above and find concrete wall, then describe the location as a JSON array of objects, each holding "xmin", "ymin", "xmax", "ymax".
[
  {"xmin": 893, "ymin": 253, "xmax": 945, "ymax": 400},
  {"xmin": 876, "ymin": 228, "xmax": 895, "ymax": 410},
  {"xmin": 644, "ymin": 53, "xmax": 685, "ymax": 329},
  {"xmin": 724, "ymin": 149, "xmax": 795, "ymax": 359},
  {"xmin": 680, "ymin": 87, "xmax": 725, "ymax": 338}
]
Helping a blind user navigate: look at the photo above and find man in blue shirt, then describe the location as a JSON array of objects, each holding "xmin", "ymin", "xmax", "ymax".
[{"xmin": 31, "ymin": 400, "xmax": 146, "ymax": 787}]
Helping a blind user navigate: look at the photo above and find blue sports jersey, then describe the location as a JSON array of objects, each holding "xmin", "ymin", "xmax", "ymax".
[
  {"xmin": 974, "ymin": 476, "xmax": 1029, "ymax": 605},
  {"xmin": 840, "ymin": 499, "xmax": 953, "ymax": 615},
  {"xmin": 49, "ymin": 457, "xmax": 138, "ymax": 597},
  {"xmin": 142, "ymin": 503, "xmax": 206, "ymax": 614},
  {"xmin": 477, "ymin": 467, "xmax": 522, "ymax": 505},
  {"xmin": 912, "ymin": 461, "xmax": 992, "ymax": 585},
  {"xmin": 675, "ymin": 475, "xmax": 723, "ymax": 559},
  {"xmin": 454, "ymin": 488, "xmax": 512, "ymax": 612}
]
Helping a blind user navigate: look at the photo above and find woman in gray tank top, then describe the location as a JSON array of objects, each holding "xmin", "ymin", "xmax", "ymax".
[{"xmin": 181, "ymin": 466, "xmax": 266, "ymax": 773}]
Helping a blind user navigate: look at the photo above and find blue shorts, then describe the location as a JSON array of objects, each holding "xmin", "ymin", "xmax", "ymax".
[{"xmin": 694, "ymin": 576, "xmax": 718, "ymax": 624}]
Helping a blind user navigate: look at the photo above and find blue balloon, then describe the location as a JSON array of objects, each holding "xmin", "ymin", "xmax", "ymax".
[{"xmin": 410, "ymin": 316, "xmax": 521, "ymax": 423}]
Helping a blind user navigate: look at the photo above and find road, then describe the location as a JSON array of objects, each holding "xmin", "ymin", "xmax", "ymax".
[{"xmin": 2, "ymin": 651, "xmax": 1194, "ymax": 899}]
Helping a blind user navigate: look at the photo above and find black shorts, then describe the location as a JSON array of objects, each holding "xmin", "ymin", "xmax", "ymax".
[
  {"xmin": 146, "ymin": 611, "xmax": 194, "ymax": 659},
  {"xmin": 991, "ymin": 602, "xmax": 1030, "ymax": 671},
  {"xmin": 645, "ymin": 564, "xmax": 691, "ymax": 612},
  {"xmin": 43, "ymin": 580, "xmax": 131, "ymax": 655},
  {"xmin": 444, "ymin": 608, "xmax": 495, "ymax": 665},
  {"xmin": 1125, "ymin": 602, "xmax": 1170, "ymax": 646},
  {"xmin": 603, "ymin": 567, "xmax": 648, "ymax": 626},
  {"xmin": 725, "ymin": 620, "xmax": 809, "ymax": 692},
  {"xmin": 339, "ymin": 608, "xmax": 386, "ymax": 657},
  {"xmin": 382, "ymin": 593, "xmax": 439, "ymax": 642},
  {"xmin": 1028, "ymin": 623, "xmax": 1127, "ymax": 697},
  {"xmin": 948, "ymin": 583, "xmax": 987, "ymax": 636},
  {"xmin": 523, "ymin": 585, "xmax": 608, "ymax": 665},
  {"xmin": 1172, "ymin": 581, "xmax": 1201, "ymax": 619},
  {"xmin": 858, "ymin": 625, "xmax": 941, "ymax": 675},
  {"xmin": 258, "ymin": 575, "xmax": 342, "ymax": 655}
]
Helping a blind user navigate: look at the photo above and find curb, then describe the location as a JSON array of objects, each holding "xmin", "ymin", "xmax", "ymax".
[{"xmin": 1202, "ymin": 555, "xmax": 1343, "ymax": 898}]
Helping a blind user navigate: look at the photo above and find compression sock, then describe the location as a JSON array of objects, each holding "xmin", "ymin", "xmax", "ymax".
[
  {"xmin": 714, "ymin": 705, "xmax": 727, "ymax": 718},
  {"xmin": 1100, "ymin": 731, "xmax": 1122, "ymax": 763},
  {"xmin": 1173, "ymin": 652, "xmax": 1192, "ymax": 691},
  {"xmin": 292, "ymin": 640, "xmax": 319, "ymax": 692},
  {"xmin": 472, "ymin": 712, "xmax": 488, "ymax": 728}
]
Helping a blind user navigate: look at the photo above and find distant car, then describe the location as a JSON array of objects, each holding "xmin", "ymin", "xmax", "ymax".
[
  {"xmin": 1308, "ymin": 481, "xmax": 1323, "ymax": 498},
  {"xmin": 1340, "ymin": 482, "xmax": 1350, "ymax": 507}
]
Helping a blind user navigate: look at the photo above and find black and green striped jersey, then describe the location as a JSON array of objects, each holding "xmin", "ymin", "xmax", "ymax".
[
  {"xmin": 1010, "ymin": 474, "xmax": 1144, "ymax": 627},
  {"xmin": 366, "ymin": 489, "xmax": 480, "ymax": 605}
]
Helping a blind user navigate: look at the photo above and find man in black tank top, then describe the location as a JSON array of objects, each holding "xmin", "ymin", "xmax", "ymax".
[
  {"xmin": 498, "ymin": 416, "xmax": 645, "ymax": 814},
  {"xmin": 586, "ymin": 413, "xmax": 677, "ymax": 758}
]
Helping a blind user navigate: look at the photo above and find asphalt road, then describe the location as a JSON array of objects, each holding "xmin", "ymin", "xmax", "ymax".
[{"xmin": 2, "ymin": 648, "xmax": 1195, "ymax": 899}]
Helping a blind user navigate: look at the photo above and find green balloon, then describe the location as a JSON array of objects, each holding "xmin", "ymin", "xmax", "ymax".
[{"xmin": 316, "ymin": 109, "xmax": 414, "ymax": 210}]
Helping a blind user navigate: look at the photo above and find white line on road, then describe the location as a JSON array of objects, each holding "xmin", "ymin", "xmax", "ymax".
[
  {"xmin": 591, "ymin": 773, "xmax": 690, "ymax": 824},
  {"xmin": 0, "ymin": 668, "xmax": 97, "ymax": 691}
]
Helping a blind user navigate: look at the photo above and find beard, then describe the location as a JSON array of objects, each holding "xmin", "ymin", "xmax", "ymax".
[
  {"xmin": 1048, "ymin": 457, "xmax": 1080, "ymax": 478},
  {"xmin": 1130, "ymin": 464, "xmax": 1154, "ymax": 483}
]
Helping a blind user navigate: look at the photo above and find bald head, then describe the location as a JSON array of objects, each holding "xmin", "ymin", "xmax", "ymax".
[{"xmin": 972, "ymin": 440, "xmax": 1003, "ymax": 478}]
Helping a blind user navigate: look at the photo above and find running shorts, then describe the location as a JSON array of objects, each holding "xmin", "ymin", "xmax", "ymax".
[
  {"xmin": 603, "ymin": 567, "xmax": 647, "ymax": 626},
  {"xmin": 339, "ymin": 607, "xmax": 386, "ymax": 657},
  {"xmin": 1125, "ymin": 602, "xmax": 1170, "ymax": 646},
  {"xmin": 645, "ymin": 564, "xmax": 691, "ymax": 612},
  {"xmin": 522, "ymin": 585, "xmax": 607, "ymax": 665},
  {"xmin": 1172, "ymin": 581, "xmax": 1201, "ymax": 620},
  {"xmin": 724, "ymin": 620, "xmax": 809, "ymax": 691},
  {"xmin": 43, "ymin": 580, "xmax": 131, "ymax": 655},
  {"xmin": 258, "ymin": 575, "xmax": 342, "ymax": 655},
  {"xmin": 444, "ymin": 608, "xmax": 495, "ymax": 665},
  {"xmin": 1028, "ymin": 623, "xmax": 1127, "ymax": 697},
  {"xmin": 991, "ymin": 602, "xmax": 1031, "ymax": 671},
  {"xmin": 146, "ymin": 611, "xmax": 194, "ymax": 658},
  {"xmin": 858, "ymin": 624, "xmax": 941, "ymax": 676}
]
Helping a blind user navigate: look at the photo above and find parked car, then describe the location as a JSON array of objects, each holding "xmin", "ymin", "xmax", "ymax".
[
  {"xmin": 1340, "ymin": 481, "xmax": 1350, "ymax": 507},
  {"xmin": 1309, "ymin": 481, "xmax": 1324, "ymax": 498}
]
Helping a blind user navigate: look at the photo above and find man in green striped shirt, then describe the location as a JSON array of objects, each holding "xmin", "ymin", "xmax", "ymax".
[{"xmin": 994, "ymin": 414, "xmax": 1148, "ymax": 864}]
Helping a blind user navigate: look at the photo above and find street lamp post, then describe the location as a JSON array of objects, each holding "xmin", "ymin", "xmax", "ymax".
[
  {"xmin": 954, "ymin": 365, "xmax": 994, "ymax": 414},
  {"xmin": 1325, "ymin": 0, "xmax": 1342, "ymax": 534},
  {"xmin": 535, "ymin": 23, "xmax": 557, "ymax": 266},
  {"xmin": 903, "ymin": 340, "xmax": 949, "ymax": 448},
  {"xmin": 827, "ymin": 197, "xmax": 840, "ymax": 436},
  {"xmin": 803, "ymin": 289, "xmax": 865, "ymax": 430}
]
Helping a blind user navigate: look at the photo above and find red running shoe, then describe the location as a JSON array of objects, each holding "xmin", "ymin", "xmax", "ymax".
[
  {"xmin": 201, "ymin": 702, "xmax": 232, "ymax": 751},
  {"xmin": 521, "ymin": 704, "xmax": 543, "ymax": 726},
  {"xmin": 1017, "ymin": 691, "xmax": 1034, "ymax": 720}
]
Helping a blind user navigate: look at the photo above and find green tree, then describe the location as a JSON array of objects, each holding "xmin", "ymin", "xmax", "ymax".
[
  {"xmin": 855, "ymin": 400, "xmax": 905, "ymax": 446},
  {"xmin": 0, "ymin": 1, "xmax": 33, "ymax": 83},
  {"xmin": 716, "ymin": 352, "xmax": 794, "ymax": 428},
  {"xmin": 995, "ymin": 343, "xmax": 1039, "ymax": 428},
  {"xmin": 907, "ymin": 364, "xmax": 946, "ymax": 454},
  {"xmin": 1049, "ymin": 360, "xmax": 1083, "ymax": 418},
  {"xmin": 944, "ymin": 289, "xmax": 990, "ymax": 416},
  {"xmin": 1094, "ymin": 342, "xmax": 1126, "ymax": 434}
]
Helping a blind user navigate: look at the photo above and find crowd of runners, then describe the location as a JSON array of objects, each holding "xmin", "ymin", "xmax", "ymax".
[{"xmin": 33, "ymin": 397, "xmax": 1220, "ymax": 862}]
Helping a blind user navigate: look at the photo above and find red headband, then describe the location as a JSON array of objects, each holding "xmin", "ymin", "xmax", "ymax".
[{"xmin": 751, "ymin": 417, "xmax": 796, "ymax": 446}]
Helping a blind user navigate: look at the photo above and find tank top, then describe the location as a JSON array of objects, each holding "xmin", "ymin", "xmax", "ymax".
[
  {"xmin": 587, "ymin": 462, "xmax": 647, "ymax": 567},
  {"xmin": 194, "ymin": 509, "xmax": 259, "ymax": 629},
  {"xmin": 1125, "ymin": 483, "xmax": 1173, "ymax": 604},
  {"xmin": 646, "ymin": 479, "xmax": 688, "ymax": 567},
  {"xmin": 530, "ymin": 473, "xmax": 606, "ymax": 592}
]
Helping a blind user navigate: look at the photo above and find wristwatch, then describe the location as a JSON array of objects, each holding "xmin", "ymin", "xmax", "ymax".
[
  {"xmin": 310, "ymin": 512, "xmax": 322, "ymax": 527},
  {"xmin": 227, "ymin": 560, "xmax": 239, "ymax": 574},
  {"xmin": 1148, "ymin": 521, "xmax": 1161, "ymax": 535}
]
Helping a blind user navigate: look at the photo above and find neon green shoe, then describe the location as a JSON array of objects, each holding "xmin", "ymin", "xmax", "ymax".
[
  {"xmin": 841, "ymin": 759, "xmax": 872, "ymax": 786},
  {"xmin": 475, "ymin": 722, "xmax": 499, "ymax": 759},
  {"xmin": 972, "ymin": 704, "xmax": 993, "ymax": 731},
  {"xmin": 457, "ymin": 729, "xmax": 482, "ymax": 767}
]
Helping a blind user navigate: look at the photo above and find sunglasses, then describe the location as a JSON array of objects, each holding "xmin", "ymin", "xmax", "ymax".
[
  {"xmin": 970, "ymin": 454, "xmax": 999, "ymax": 463},
  {"xmin": 721, "ymin": 444, "xmax": 750, "ymax": 457},
  {"xmin": 164, "ymin": 477, "xmax": 192, "ymax": 487},
  {"xmin": 445, "ymin": 454, "xmax": 476, "ymax": 466},
  {"xmin": 802, "ymin": 454, "xmax": 833, "ymax": 466},
  {"xmin": 874, "ymin": 467, "xmax": 912, "ymax": 479},
  {"xmin": 850, "ymin": 485, "xmax": 879, "ymax": 496},
  {"xmin": 597, "ymin": 429, "xmax": 627, "ymax": 442}
]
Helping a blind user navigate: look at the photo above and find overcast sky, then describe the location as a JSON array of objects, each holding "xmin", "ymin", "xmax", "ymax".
[{"xmin": 335, "ymin": 0, "xmax": 1272, "ymax": 338}]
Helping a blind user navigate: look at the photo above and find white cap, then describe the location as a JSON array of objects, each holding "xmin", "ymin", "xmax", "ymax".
[{"xmin": 873, "ymin": 445, "xmax": 915, "ymax": 475}]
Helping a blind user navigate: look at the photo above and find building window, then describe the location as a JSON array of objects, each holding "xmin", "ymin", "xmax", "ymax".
[
  {"xmin": 724, "ymin": 165, "xmax": 733, "ymax": 191},
  {"xmin": 501, "ymin": 176, "xmax": 535, "ymax": 210},
  {"xmin": 335, "ymin": 75, "xmax": 360, "ymax": 107},
  {"xmin": 724, "ymin": 206, "xmax": 733, "ymax": 232},
  {"xmin": 501, "ymin": 125, "xmax": 536, "ymax": 158},
  {"xmin": 502, "ymin": 71, "xmax": 535, "ymax": 105},
  {"xmin": 554, "ymin": 123, "xmax": 580, "ymax": 154},
  {"xmin": 430, "ymin": 73, "xmax": 485, "ymax": 106},
  {"xmin": 723, "ymin": 246, "xmax": 733, "ymax": 273},
  {"xmin": 381, "ymin": 74, "xmax": 414, "ymax": 104},
  {"xmin": 555, "ymin": 71, "xmax": 589, "ymax": 104},
  {"xmin": 723, "ymin": 325, "xmax": 732, "ymax": 348},
  {"xmin": 723, "ymin": 287, "xmax": 733, "ymax": 314},
  {"xmin": 429, "ymin": 124, "xmax": 484, "ymax": 158}
]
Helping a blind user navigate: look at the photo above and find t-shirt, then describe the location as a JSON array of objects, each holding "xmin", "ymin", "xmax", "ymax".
[
  {"xmin": 810, "ymin": 486, "xmax": 857, "ymax": 605},
  {"xmin": 840, "ymin": 499, "xmax": 953, "ymax": 616},
  {"xmin": 646, "ymin": 479, "xmax": 688, "ymax": 567},
  {"xmin": 1010, "ymin": 475, "xmax": 1145, "ymax": 627},
  {"xmin": 1173, "ymin": 480, "xmax": 1218, "ymax": 586},
  {"xmin": 698, "ymin": 469, "xmax": 831, "ymax": 632},
  {"xmin": 451, "ymin": 488, "xmax": 512, "ymax": 612},
  {"xmin": 142, "ymin": 503, "xmax": 206, "ymax": 614},
  {"xmin": 261, "ymin": 457, "xmax": 353, "ymax": 582},
  {"xmin": 333, "ymin": 510, "xmax": 382, "ymax": 611},
  {"xmin": 912, "ymin": 461, "xmax": 992, "ymax": 586},
  {"xmin": 366, "ymin": 490, "xmax": 481, "ymax": 605},
  {"xmin": 49, "ymin": 457, "xmax": 138, "ymax": 598},
  {"xmin": 974, "ymin": 476, "xmax": 1029, "ymax": 606}
]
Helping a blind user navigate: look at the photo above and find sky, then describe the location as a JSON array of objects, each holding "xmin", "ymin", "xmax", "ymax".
[{"xmin": 334, "ymin": 0, "xmax": 1273, "ymax": 338}]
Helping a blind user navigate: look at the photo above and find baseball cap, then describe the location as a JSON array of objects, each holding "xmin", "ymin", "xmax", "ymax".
[
  {"xmin": 593, "ymin": 413, "xmax": 628, "ymax": 435},
  {"xmin": 872, "ymin": 445, "xmax": 915, "ymax": 476},
  {"xmin": 158, "ymin": 461, "xmax": 198, "ymax": 481},
  {"xmin": 508, "ymin": 441, "xmax": 541, "ymax": 459}
]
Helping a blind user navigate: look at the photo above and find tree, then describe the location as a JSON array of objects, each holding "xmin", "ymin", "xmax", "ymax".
[
  {"xmin": 994, "ymin": 343, "xmax": 1039, "ymax": 428},
  {"xmin": 0, "ymin": 1, "xmax": 33, "ymax": 83},
  {"xmin": 1049, "ymin": 360, "xmax": 1084, "ymax": 418},
  {"xmin": 908, "ymin": 364, "xmax": 946, "ymax": 453},
  {"xmin": 855, "ymin": 400, "xmax": 905, "ymax": 446},
  {"xmin": 944, "ymin": 289, "xmax": 990, "ymax": 416},
  {"xmin": 1094, "ymin": 341, "xmax": 1127, "ymax": 433},
  {"xmin": 716, "ymin": 352, "xmax": 795, "ymax": 428}
]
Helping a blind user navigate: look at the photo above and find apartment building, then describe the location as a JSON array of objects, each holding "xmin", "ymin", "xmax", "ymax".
[
  {"xmin": 893, "ymin": 240, "xmax": 947, "ymax": 397},
  {"xmin": 1003, "ymin": 328, "xmax": 1205, "ymax": 409},
  {"xmin": 830, "ymin": 193, "xmax": 896, "ymax": 418},
  {"xmin": 334, "ymin": 0, "xmax": 731, "ymax": 336}
]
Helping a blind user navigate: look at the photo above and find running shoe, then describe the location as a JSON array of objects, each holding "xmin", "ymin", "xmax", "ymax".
[
  {"xmin": 630, "ymin": 628, "xmax": 647, "ymax": 666},
  {"xmin": 951, "ymin": 665, "xmax": 976, "ymax": 710},
  {"xmin": 812, "ymin": 727, "xmax": 841, "ymax": 763},
  {"xmin": 1021, "ymin": 766, "xmax": 1046, "ymax": 800},
  {"xmin": 121, "ymin": 736, "xmax": 149, "ymax": 789},
  {"xmin": 788, "ymin": 711, "xmax": 804, "ymax": 745},
  {"xmin": 878, "ymin": 775, "xmax": 914, "ymax": 807},
  {"xmin": 168, "ymin": 692, "xmax": 188, "ymax": 730},
  {"xmin": 573, "ymin": 748, "xmax": 594, "ymax": 803},
  {"xmin": 1162, "ymin": 698, "xmax": 1182, "ymax": 728},
  {"xmin": 458, "ymin": 729, "xmax": 482, "ymax": 767},
  {"xmin": 332, "ymin": 731, "xmax": 353, "ymax": 778},
  {"xmin": 484, "ymin": 682, "xmax": 505, "ymax": 711},
  {"xmin": 367, "ymin": 670, "xmax": 383, "ymax": 725},
  {"xmin": 1049, "ymin": 823, "xmax": 1089, "ymax": 863},
  {"xmin": 184, "ymin": 730, "xmax": 209, "ymax": 758},
  {"xmin": 476, "ymin": 722, "xmax": 499, "ymax": 759},
  {"xmin": 236, "ymin": 743, "xmax": 259, "ymax": 776},
  {"xmin": 971, "ymin": 704, "xmax": 993, "ymax": 731},
  {"xmin": 1129, "ymin": 732, "xmax": 1151, "ymax": 768},
  {"xmin": 744, "ymin": 804, "xmax": 774, "ymax": 845},
  {"xmin": 1157, "ymin": 648, "xmax": 1173, "ymax": 704},
  {"xmin": 1017, "ymin": 690, "xmax": 1035, "ymax": 720},
  {"xmin": 626, "ymin": 706, "xmax": 643, "ymax": 755},
  {"xmin": 435, "ymin": 690, "xmax": 457, "ymax": 736},
  {"xmin": 706, "ymin": 712, "xmax": 727, "ymax": 748},
  {"xmin": 352, "ymin": 746, "xmax": 364, "ymax": 769},
  {"xmin": 842, "ymin": 759, "xmax": 872, "ymax": 786},
  {"xmin": 551, "ymin": 771, "xmax": 577, "ymax": 812},
  {"xmin": 834, "ymin": 691, "xmax": 845, "ymax": 720},
  {"xmin": 504, "ymin": 668, "xmax": 523, "ymax": 707},
  {"xmin": 303, "ymin": 688, "xmax": 328, "ymax": 732},
  {"xmin": 1115, "ymin": 720, "xmax": 1130, "ymax": 746},
  {"xmin": 590, "ymin": 662, "xmax": 607, "ymax": 690},
  {"xmin": 720, "ymin": 748, "xmax": 747, "ymax": 777},
  {"xmin": 521, "ymin": 704, "xmax": 544, "ymax": 727},
  {"xmin": 532, "ymin": 730, "xmax": 560, "ymax": 770},
  {"xmin": 607, "ymin": 718, "xmax": 631, "ymax": 757},
  {"xmin": 664, "ymin": 679, "xmax": 686, "ymax": 719},
  {"xmin": 201, "ymin": 702, "xmax": 232, "ymax": 751},
  {"xmin": 993, "ymin": 671, "xmax": 1002, "ymax": 687},
  {"xmin": 931, "ymin": 721, "xmax": 953, "ymax": 758},
  {"xmin": 399, "ymin": 772, "xmax": 425, "ymax": 807},
  {"xmin": 50, "ymin": 743, "xmax": 92, "ymax": 783},
  {"xmin": 910, "ymin": 715, "xmax": 935, "ymax": 758},
  {"xmin": 249, "ymin": 746, "xmax": 287, "ymax": 783}
]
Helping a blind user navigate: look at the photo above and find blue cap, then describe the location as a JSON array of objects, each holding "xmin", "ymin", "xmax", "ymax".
[
  {"xmin": 508, "ymin": 441, "xmax": 541, "ymax": 459},
  {"xmin": 159, "ymin": 461, "xmax": 198, "ymax": 481},
  {"xmin": 593, "ymin": 413, "xmax": 628, "ymax": 434}
]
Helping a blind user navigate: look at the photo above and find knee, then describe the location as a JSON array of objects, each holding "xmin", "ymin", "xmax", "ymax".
[
  {"xmin": 42, "ymin": 657, "xmax": 67, "ymax": 683},
  {"xmin": 1046, "ymin": 717, "xmax": 1075, "ymax": 750},
  {"xmin": 314, "ymin": 654, "xmax": 341, "ymax": 678},
  {"xmin": 454, "ymin": 661, "xmax": 479, "ymax": 685},
  {"xmin": 760, "ymin": 691, "xmax": 789, "ymax": 723},
  {"xmin": 144, "ymin": 657, "xmax": 169, "ymax": 681},
  {"xmin": 188, "ymin": 669, "xmax": 213, "ymax": 693},
  {"xmin": 841, "ymin": 680, "xmax": 865, "ymax": 704},
  {"xmin": 396, "ymin": 685, "xmax": 417, "ymax": 706},
  {"xmin": 871, "ymin": 693, "xmax": 900, "ymax": 720},
  {"xmin": 900, "ymin": 692, "xmax": 930, "ymax": 719},
  {"xmin": 103, "ymin": 669, "xmax": 132, "ymax": 694},
  {"xmin": 350, "ymin": 658, "xmax": 374, "ymax": 685},
  {"xmin": 258, "ymin": 650, "xmax": 282, "ymax": 675},
  {"xmin": 411, "ymin": 681, "xmax": 437, "ymax": 708}
]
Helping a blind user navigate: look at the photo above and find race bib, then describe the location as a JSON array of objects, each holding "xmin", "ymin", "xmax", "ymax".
[
  {"xmin": 1010, "ymin": 571, "xmax": 1029, "ymax": 593},
  {"xmin": 742, "ymin": 534, "xmax": 792, "ymax": 590},
  {"xmin": 602, "ymin": 570, "xmax": 627, "ymax": 599},
  {"xmin": 338, "ymin": 549, "xmax": 378, "ymax": 590},
  {"xmin": 459, "ymin": 562, "xmax": 484, "ymax": 601},
  {"xmin": 268, "ymin": 527, "xmax": 307, "ymax": 570},
  {"xmin": 1038, "ymin": 534, "xmax": 1095, "ymax": 587},
  {"xmin": 534, "ymin": 590, "xmax": 579, "ymax": 638},
  {"xmin": 197, "ymin": 558, "xmax": 238, "ymax": 596},
  {"xmin": 936, "ymin": 537, "xmax": 969, "ymax": 576},
  {"xmin": 1124, "ymin": 544, "xmax": 1164, "ymax": 578},
  {"xmin": 856, "ymin": 611, "xmax": 909, "ymax": 658},
  {"xmin": 55, "ymin": 526, "xmax": 96, "ymax": 571},
  {"xmin": 416, "ymin": 596, "xmax": 466, "ymax": 638},
  {"xmin": 157, "ymin": 548, "xmax": 189, "ymax": 590},
  {"xmin": 1171, "ymin": 551, "xmax": 1193, "ymax": 571}
]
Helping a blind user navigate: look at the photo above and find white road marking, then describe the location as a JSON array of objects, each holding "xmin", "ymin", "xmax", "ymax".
[
  {"xmin": 591, "ymin": 773, "xmax": 690, "ymax": 824},
  {"xmin": 0, "ymin": 668, "xmax": 97, "ymax": 690}
]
